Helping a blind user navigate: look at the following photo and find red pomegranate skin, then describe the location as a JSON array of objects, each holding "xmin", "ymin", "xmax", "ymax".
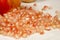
[
  {"xmin": 0, "ymin": 0, "xmax": 11, "ymax": 15},
  {"xmin": 0, "ymin": 0, "xmax": 21, "ymax": 16}
]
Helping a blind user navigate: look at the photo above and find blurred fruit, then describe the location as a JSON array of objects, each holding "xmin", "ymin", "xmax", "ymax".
[
  {"xmin": 22, "ymin": 0, "xmax": 35, "ymax": 3},
  {"xmin": 0, "ymin": 0, "xmax": 21, "ymax": 15}
]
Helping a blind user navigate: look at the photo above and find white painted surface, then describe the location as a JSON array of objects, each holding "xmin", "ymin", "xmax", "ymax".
[{"xmin": 0, "ymin": 0, "xmax": 60, "ymax": 40}]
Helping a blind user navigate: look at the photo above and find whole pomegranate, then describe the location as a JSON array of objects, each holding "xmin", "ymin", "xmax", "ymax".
[{"xmin": 0, "ymin": 0, "xmax": 21, "ymax": 15}]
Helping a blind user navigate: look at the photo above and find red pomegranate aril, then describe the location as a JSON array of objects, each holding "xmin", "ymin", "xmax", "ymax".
[{"xmin": 0, "ymin": 7, "xmax": 60, "ymax": 38}]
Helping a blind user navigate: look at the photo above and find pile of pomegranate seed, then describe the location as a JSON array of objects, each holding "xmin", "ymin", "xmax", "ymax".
[{"xmin": 0, "ymin": 7, "xmax": 60, "ymax": 38}]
